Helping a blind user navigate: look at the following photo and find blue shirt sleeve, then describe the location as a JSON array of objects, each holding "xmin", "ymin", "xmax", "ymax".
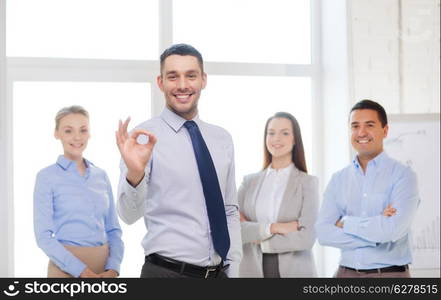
[
  {"xmin": 103, "ymin": 173, "xmax": 124, "ymax": 274},
  {"xmin": 343, "ymin": 168, "xmax": 419, "ymax": 243},
  {"xmin": 33, "ymin": 171, "xmax": 87, "ymax": 277},
  {"xmin": 315, "ymin": 174, "xmax": 377, "ymax": 250}
]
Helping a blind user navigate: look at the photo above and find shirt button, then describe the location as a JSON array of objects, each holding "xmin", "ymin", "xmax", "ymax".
[{"xmin": 363, "ymin": 193, "xmax": 367, "ymax": 197}]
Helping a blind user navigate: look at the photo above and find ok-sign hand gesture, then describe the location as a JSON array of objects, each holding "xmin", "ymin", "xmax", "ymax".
[{"xmin": 115, "ymin": 117, "xmax": 157, "ymax": 186}]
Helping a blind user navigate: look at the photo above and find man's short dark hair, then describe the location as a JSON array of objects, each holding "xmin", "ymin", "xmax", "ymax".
[
  {"xmin": 350, "ymin": 99, "xmax": 388, "ymax": 127},
  {"xmin": 160, "ymin": 43, "xmax": 204, "ymax": 74}
]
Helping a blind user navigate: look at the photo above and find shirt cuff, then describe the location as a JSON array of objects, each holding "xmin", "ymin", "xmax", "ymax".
[
  {"xmin": 342, "ymin": 216, "xmax": 377, "ymax": 247},
  {"xmin": 260, "ymin": 239, "xmax": 271, "ymax": 253},
  {"xmin": 225, "ymin": 261, "xmax": 239, "ymax": 278},
  {"xmin": 341, "ymin": 216, "xmax": 348, "ymax": 224},
  {"xmin": 66, "ymin": 258, "xmax": 87, "ymax": 278},
  {"xmin": 105, "ymin": 258, "xmax": 121, "ymax": 275},
  {"xmin": 259, "ymin": 223, "xmax": 273, "ymax": 241},
  {"xmin": 342, "ymin": 216, "xmax": 363, "ymax": 236},
  {"xmin": 123, "ymin": 174, "xmax": 147, "ymax": 208}
]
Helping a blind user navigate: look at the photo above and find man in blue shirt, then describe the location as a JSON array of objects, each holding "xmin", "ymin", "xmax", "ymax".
[{"xmin": 315, "ymin": 99, "xmax": 419, "ymax": 277}]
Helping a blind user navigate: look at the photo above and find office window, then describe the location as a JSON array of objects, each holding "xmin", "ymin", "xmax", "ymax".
[
  {"xmin": 173, "ymin": 0, "xmax": 311, "ymax": 64},
  {"xmin": 13, "ymin": 82, "xmax": 150, "ymax": 277},
  {"xmin": 200, "ymin": 76, "xmax": 312, "ymax": 183},
  {"xmin": 7, "ymin": 0, "xmax": 159, "ymax": 59}
]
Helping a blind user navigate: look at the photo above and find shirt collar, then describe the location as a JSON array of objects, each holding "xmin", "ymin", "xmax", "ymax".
[
  {"xmin": 352, "ymin": 151, "xmax": 388, "ymax": 169},
  {"xmin": 266, "ymin": 162, "xmax": 294, "ymax": 176},
  {"xmin": 160, "ymin": 106, "xmax": 201, "ymax": 133},
  {"xmin": 56, "ymin": 155, "xmax": 93, "ymax": 171}
]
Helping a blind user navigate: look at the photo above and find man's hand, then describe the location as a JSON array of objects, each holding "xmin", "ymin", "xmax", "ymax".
[
  {"xmin": 99, "ymin": 269, "xmax": 119, "ymax": 278},
  {"xmin": 270, "ymin": 221, "xmax": 299, "ymax": 235},
  {"xmin": 115, "ymin": 117, "xmax": 157, "ymax": 186},
  {"xmin": 383, "ymin": 204, "xmax": 397, "ymax": 217},
  {"xmin": 335, "ymin": 219, "xmax": 344, "ymax": 228},
  {"xmin": 239, "ymin": 212, "xmax": 248, "ymax": 222},
  {"xmin": 335, "ymin": 205, "xmax": 396, "ymax": 229},
  {"xmin": 79, "ymin": 268, "xmax": 100, "ymax": 278}
]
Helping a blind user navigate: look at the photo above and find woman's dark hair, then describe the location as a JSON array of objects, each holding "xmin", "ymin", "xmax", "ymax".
[{"xmin": 263, "ymin": 112, "xmax": 307, "ymax": 173}]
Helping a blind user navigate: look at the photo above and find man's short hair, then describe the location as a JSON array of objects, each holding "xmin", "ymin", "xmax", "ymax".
[
  {"xmin": 350, "ymin": 99, "xmax": 388, "ymax": 127},
  {"xmin": 160, "ymin": 43, "xmax": 204, "ymax": 74}
]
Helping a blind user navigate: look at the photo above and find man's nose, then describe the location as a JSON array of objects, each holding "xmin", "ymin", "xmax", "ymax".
[
  {"xmin": 357, "ymin": 126, "xmax": 368, "ymax": 136},
  {"xmin": 177, "ymin": 78, "xmax": 189, "ymax": 90}
]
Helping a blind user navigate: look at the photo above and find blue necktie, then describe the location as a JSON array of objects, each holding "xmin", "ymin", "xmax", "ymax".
[{"xmin": 183, "ymin": 120, "xmax": 230, "ymax": 261}]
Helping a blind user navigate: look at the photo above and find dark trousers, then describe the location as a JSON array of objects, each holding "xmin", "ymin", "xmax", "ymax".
[
  {"xmin": 140, "ymin": 259, "xmax": 229, "ymax": 278},
  {"xmin": 262, "ymin": 253, "xmax": 281, "ymax": 278}
]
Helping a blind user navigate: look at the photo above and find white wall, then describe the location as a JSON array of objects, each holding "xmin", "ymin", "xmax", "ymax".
[
  {"xmin": 349, "ymin": 0, "xmax": 440, "ymax": 113},
  {"xmin": 349, "ymin": 0, "xmax": 401, "ymax": 112},
  {"xmin": 401, "ymin": 0, "xmax": 440, "ymax": 113}
]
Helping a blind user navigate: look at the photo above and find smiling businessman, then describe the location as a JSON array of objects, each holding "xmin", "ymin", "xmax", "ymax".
[
  {"xmin": 115, "ymin": 44, "xmax": 242, "ymax": 278},
  {"xmin": 315, "ymin": 99, "xmax": 419, "ymax": 278}
]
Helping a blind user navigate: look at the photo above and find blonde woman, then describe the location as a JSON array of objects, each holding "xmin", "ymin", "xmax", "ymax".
[
  {"xmin": 239, "ymin": 112, "xmax": 318, "ymax": 277},
  {"xmin": 34, "ymin": 105, "xmax": 123, "ymax": 278}
]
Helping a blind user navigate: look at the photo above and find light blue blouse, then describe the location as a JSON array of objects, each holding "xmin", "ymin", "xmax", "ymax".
[
  {"xmin": 34, "ymin": 155, "xmax": 124, "ymax": 277},
  {"xmin": 315, "ymin": 151, "xmax": 419, "ymax": 269}
]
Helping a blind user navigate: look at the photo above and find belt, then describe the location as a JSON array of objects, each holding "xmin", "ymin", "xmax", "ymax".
[
  {"xmin": 146, "ymin": 253, "xmax": 228, "ymax": 278},
  {"xmin": 342, "ymin": 265, "xmax": 408, "ymax": 274}
]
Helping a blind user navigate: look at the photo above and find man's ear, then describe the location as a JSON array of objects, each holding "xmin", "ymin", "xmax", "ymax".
[
  {"xmin": 54, "ymin": 130, "xmax": 59, "ymax": 140},
  {"xmin": 157, "ymin": 75, "xmax": 164, "ymax": 92},
  {"xmin": 201, "ymin": 72, "xmax": 207, "ymax": 90},
  {"xmin": 383, "ymin": 124, "xmax": 389, "ymax": 138}
]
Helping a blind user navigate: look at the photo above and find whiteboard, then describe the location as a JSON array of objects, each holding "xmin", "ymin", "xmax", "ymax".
[{"xmin": 384, "ymin": 114, "xmax": 440, "ymax": 269}]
